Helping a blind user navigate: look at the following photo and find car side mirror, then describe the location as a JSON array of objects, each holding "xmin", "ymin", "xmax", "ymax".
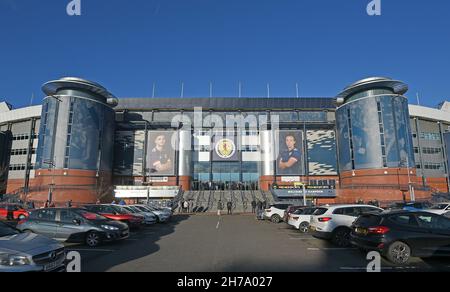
[{"xmin": 73, "ymin": 219, "xmax": 82, "ymax": 225}]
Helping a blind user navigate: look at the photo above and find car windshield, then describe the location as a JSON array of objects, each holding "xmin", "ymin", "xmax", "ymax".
[
  {"xmin": 293, "ymin": 209, "xmax": 304, "ymax": 215},
  {"xmin": 354, "ymin": 214, "xmax": 382, "ymax": 226},
  {"xmin": 312, "ymin": 208, "xmax": 328, "ymax": 216},
  {"xmin": 111, "ymin": 205, "xmax": 130, "ymax": 214},
  {"xmin": 79, "ymin": 211, "xmax": 107, "ymax": 221},
  {"xmin": 0, "ymin": 222, "xmax": 20, "ymax": 237},
  {"xmin": 128, "ymin": 206, "xmax": 141, "ymax": 213},
  {"xmin": 430, "ymin": 204, "xmax": 448, "ymax": 210},
  {"xmin": 134, "ymin": 206, "xmax": 149, "ymax": 212}
]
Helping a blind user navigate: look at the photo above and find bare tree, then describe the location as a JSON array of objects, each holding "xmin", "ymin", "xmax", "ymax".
[{"xmin": 95, "ymin": 175, "xmax": 114, "ymax": 203}]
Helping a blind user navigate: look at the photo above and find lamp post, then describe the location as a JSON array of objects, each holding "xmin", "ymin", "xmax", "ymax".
[{"xmin": 43, "ymin": 159, "xmax": 56, "ymax": 203}]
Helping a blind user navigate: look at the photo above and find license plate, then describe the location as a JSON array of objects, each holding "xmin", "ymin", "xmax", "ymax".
[
  {"xmin": 355, "ymin": 228, "xmax": 368, "ymax": 235},
  {"xmin": 44, "ymin": 261, "xmax": 59, "ymax": 272}
]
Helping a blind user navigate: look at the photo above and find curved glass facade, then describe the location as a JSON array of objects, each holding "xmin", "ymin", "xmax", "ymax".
[
  {"xmin": 36, "ymin": 92, "xmax": 115, "ymax": 172},
  {"xmin": 336, "ymin": 95, "xmax": 414, "ymax": 171}
]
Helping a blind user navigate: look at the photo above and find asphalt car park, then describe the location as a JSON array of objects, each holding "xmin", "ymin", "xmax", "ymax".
[{"xmin": 60, "ymin": 214, "xmax": 450, "ymax": 272}]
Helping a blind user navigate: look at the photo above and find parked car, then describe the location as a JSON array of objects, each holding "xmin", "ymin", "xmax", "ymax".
[
  {"xmin": 287, "ymin": 207, "xmax": 322, "ymax": 233},
  {"xmin": 16, "ymin": 208, "xmax": 129, "ymax": 247},
  {"xmin": 83, "ymin": 204, "xmax": 144, "ymax": 229},
  {"xmin": 424, "ymin": 203, "xmax": 450, "ymax": 215},
  {"xmin": 122, "ymin": 206, "xmax": 157, "ymax": 225},
  {"xmin": 444, "ymin": 211, "xmax": 450, "ymax": 219},
  {"xmin": 284, "ymin": 205, "xmax": 306, "ymax": 222},
  {"xmin": 351, "ymin": 210, "xmax": 450, "ymax": 265},
  {"xmin": 0, "ymin": 203, "xmax": 29, "ymax": 221},
  {"xmin": 263, "ymin": 203, "xmax": 292, "ymax": 223},
  {"xmin": 0, "ymin": 221, "xmax": 66, "ymax": 272},
  {"xmin": 310, "ymin": 204, "xmax": 384, "ymax": 247},
  {"xmin": 136, "ymin": 205, "xmax": 171, "ymax": 223},
  {"xmin": 387, "ymin": 201, "xmax": 431, "ymax": 211}
]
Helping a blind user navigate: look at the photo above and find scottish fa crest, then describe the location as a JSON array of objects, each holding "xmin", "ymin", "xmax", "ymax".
[{"xmin": 215, "ymin": 139, "xmax": 236, "ymax": 159}]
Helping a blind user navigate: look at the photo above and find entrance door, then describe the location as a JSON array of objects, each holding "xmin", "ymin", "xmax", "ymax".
[{"xmin": 212, "ymin": 162, "xmax": 240, "ymax": 190}]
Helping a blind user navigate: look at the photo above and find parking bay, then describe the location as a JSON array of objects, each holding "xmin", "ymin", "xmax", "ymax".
[{"xmin": 65, "ymin": 215, "xmax": 450, "ymax": 272}]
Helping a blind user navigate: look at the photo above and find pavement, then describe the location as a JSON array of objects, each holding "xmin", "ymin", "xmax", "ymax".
[{"xmin": 61, "ymin": 214, "xmax": 450, "ymax": 272}]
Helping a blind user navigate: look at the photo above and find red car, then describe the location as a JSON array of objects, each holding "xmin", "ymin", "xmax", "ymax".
[
  {"xmin": 0, "ymin": 203, "xmax": 29, "ymax": 221},
  {"xmin": 83, "ymin": 204, "xmax": 144, "ymax": 229}
]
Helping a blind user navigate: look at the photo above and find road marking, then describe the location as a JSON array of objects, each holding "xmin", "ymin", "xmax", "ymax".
[{"xmin": 68, "ymin": 249, "xmax": 114, "ymax": 252}]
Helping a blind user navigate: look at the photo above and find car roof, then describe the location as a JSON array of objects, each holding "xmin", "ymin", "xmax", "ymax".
[
  {"xmin": 320, "ymin": 204, "xmax": 382, "ymax": 209},
  {"xmin": 378, "ymin": 209, "xmax": 440, "ymax": 216}
]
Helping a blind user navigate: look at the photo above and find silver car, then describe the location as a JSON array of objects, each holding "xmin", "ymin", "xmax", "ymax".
[
  {"xmin": 123, "ymin": 206, "xmax": 157, "ymax": 225},
  {"xmin": 0, "ymin": 221, "xmax": 66, "ymax": 272},
  {"xmin": 135, "ymin": 205, "xmax": 171, "ymax": 223}
]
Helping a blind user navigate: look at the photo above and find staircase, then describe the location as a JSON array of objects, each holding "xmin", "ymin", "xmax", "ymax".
[{"xmin": 178, "ymin": 189, "xmax": 276, "ymax": 214}]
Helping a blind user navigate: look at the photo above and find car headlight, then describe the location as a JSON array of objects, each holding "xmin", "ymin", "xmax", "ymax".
[
  {"xmin": 0, "ymin": 253, "xmax": 31, "ymax": 266},
  {"xmin": 101, "ymin": 225, "xmax": 119, "ymax": 231}
]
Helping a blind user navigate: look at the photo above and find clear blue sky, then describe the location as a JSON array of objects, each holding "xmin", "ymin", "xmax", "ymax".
[{"xmin": 1, "ymin": 0, "xmax": 449, "ymax": 108}]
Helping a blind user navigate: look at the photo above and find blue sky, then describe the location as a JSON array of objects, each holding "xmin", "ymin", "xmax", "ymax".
[{"xmin": 0, "ymin": 0, "xmax": 449, "ymax": 108}]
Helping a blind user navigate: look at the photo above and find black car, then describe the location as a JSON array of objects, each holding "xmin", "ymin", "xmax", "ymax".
[
  {"xmin": 16, "ymin": 208, "xmax": 129, "ymax": 247},
  {"xmin": 350, "ymin": 210, "xmax": 450, "ymax": 265}
]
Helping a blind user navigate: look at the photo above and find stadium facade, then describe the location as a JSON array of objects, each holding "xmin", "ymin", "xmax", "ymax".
[{"xmin": 0, "ymin": 77, "xmax": 449, "ymax": 205}]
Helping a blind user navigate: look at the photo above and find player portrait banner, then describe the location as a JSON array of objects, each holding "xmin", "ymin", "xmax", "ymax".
[
  {"xmin": 275, "ymin": 130, "xmax": 305, "ymax": 176},
  {"xmin": 212, "ymin": 135, "xmax": 240, "ymax": 161},
  {"xmin": 146, "ymin": 131, "xmax": 177, "ymax": 176}
]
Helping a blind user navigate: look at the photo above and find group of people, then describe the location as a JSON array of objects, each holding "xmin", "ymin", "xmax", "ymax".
[
  {"xmin": 251, "ymin": 200, "xmax": 268, "ymax": 219},
  {"xmin": 193, "ymin": 182, "xmax": 259, "ymax": 191},
  {"xmin": 178, "ymin": 199, "xmax": 194, "ymax": 213},
  {"xmin": 216, "ymin": 200, "xmax": 234, "ymax": 215}
]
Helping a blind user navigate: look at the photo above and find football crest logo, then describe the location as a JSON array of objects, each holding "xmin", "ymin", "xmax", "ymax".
[{"xmin": 215, "ymin": 139, "xmax": 236, "ymax": 159}]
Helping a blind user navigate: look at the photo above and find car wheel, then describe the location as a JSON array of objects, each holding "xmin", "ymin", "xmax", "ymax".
[
  {"xmin": 18, "ymin": 214, "xmax": 26, "ymax": 220},
  {"xmin": 271, "ymin": 214, "xmax": 281, "ymax": 223},
  {"xmin": 299, "ymin": 222, "xmax": 309, "ymax": 233},
  {"xmin": 86, "ymin": 232, "xmax": 101, "ymax": 247},
  {"xmin": 387, "ymin": 241, "xmax": 411, "ymax": 265},
  {"xmin": 332, "ymin": 228, "xmax": 351, "ymax": 247}
]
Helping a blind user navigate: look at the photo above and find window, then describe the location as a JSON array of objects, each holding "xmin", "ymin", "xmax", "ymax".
[
  {"xmin": 419, "ymin": 132, "xmax": 441, "ymax": 141},
  {"xmin": 416, "ymin": 214, "xmax": 440, "ymax": 229},
  {"xmin": 423, "ymin": 163, "xmax": 444, "ymax": 170},
  {"xmin": 422, "ymin": 147, "xmax": 442, "ymax": 155},
  {"xmin": 334, "ymin": 207, "xmax": 360, "ymax": 216},
  {"xmin": 59, "ymin": 210, "xmax": 80, "ymax": 223},
  {"xmin": 389, "ymin": 215, "xmax": 418, "ymax": 226},
  {"xmin": 35, "ymin": 209, "xmax": 57, "ymax": 221}
]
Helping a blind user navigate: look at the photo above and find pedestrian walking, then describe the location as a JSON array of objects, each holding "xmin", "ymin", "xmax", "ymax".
[
  {"xmin": 179, "ymin": 199, "xmax": 184, "ymax": 213},
  {"xmin": 43, "ymin": 200, "xmax": 50, "ymax": 209},
  {"xmin": 217, "ymin": 200, "xmax": 223, "ymax": 216},
  {"xmin": 66, "ymin": 200, "xmax": 72, "ymax": 208},
  {"xmin": 183, "ymin": 200, "xmax": 189, "ymax": 213},
  {"xmin": 256, "ymin": 200, "xmax": 263, "ymax": 220},
  {"xmin": 189, "ymin": 200, "xmax": 194, "ymax": 213},
  {"xmin": 227, "ymin": 201, "xmax": 233, "ymax": 215},
  {"xmin": 251, "ymin": 200, "xmax": 257, "ymax": 214}
]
